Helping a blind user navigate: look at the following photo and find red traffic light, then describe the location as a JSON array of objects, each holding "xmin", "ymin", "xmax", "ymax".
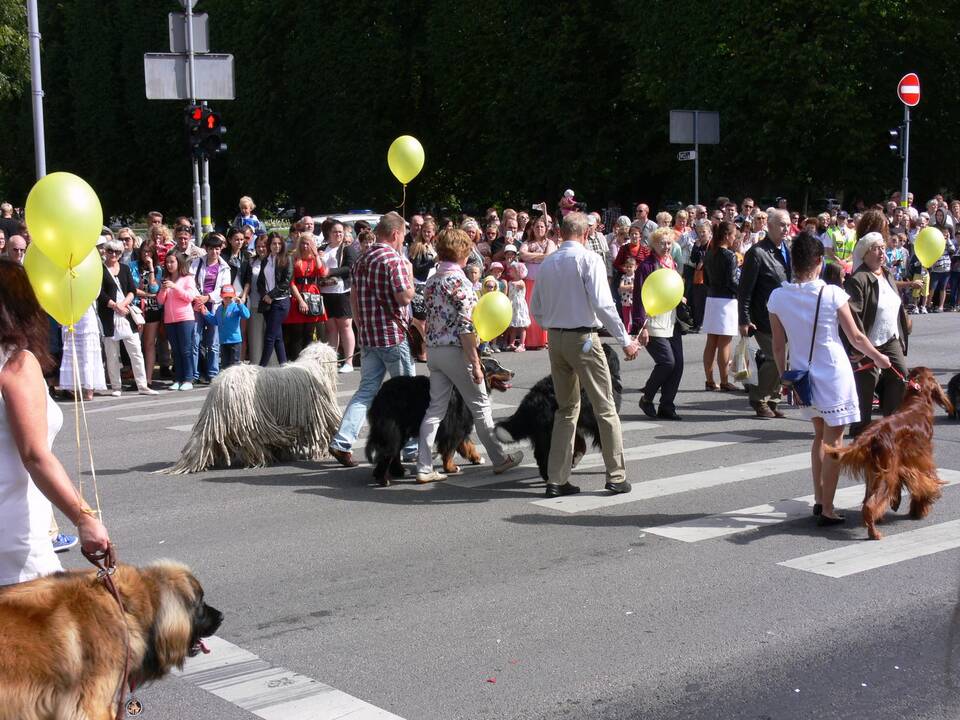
[
  {"xmin": 191, "ymin": 107, "xmax": 203, "ymax": 122},
  {"xmin": 206, "ymin": 113, "xmax": 220, "ymax": 130}
]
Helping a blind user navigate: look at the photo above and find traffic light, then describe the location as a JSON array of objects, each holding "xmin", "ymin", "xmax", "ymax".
[
  {"xmin": 184, "ymin": 104, "xmax": 227, "ymax": 159},
  {"xmin": 201, "ymin": 110, "xmax": 227, "ymax": 157},
  {"xmin": 888, "ymin": 126, "xmax": 904, "ymax": 158},
  {"xmin": 185, "ymin": 104, "xmax": 204, "ymax": 157}
]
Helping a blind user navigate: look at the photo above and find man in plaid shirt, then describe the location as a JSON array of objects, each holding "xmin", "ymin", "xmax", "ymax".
[{"xmin": 329, "ymin": 212, "xmax": 416, "ymax": 468}]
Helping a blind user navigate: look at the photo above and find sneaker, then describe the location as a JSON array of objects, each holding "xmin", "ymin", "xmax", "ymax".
[
  {"xmin": 109, "ymin": 390, "xmax": 121, "ymax": 397},
  {"xmin": 52, "ymin": 533, "xmax": 78, "ymax": 553},
  {"xmin": 179, "ymin": 382, "xmax": 194, "ymax": 391},
  {"xmin": 920, "ymin": 307, "xmax": 928, "ymax": 314},
  {"xmin": 493, "ymin": 450, "xmax": 523, "ymax": 474},
  {"xmin": 416, "ymin": 470, "xmax": 447, "ymax": 484},
  {"xmin": 168, "ymin": 382, "xmax": 181, "ymax": 391},
  {"xmin": 138, "ymin": 387, "xmax": 160, "ymax": 396},
  {"xmin": 338, "ymin": 363, "xmax": 354, "ymax": 374}
]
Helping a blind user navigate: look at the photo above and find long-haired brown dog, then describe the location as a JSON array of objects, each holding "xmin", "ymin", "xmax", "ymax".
[
  {"xmin": 0, "ymin": 560, "xmax": 222, "ymax": 720},
  {"xmin": 827, "ymin": 367, "xmax": 953, "ymax": 540}
]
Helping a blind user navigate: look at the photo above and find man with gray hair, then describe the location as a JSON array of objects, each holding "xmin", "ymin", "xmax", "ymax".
[
  {"xmin": 738, "ymin": 208, "xmax": 792, "ymax": 418},
  {"xmin": 530, "ymin": 212, "xmax": 640, "ymax": 498},
  {"xmin": 5, "ymin": 235, "xmax": 26, "ymax": 264}
]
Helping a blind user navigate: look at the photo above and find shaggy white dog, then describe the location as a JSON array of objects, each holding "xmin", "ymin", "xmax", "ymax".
[{"xmin": 164, "ymin": 342, "xmax": 342, "ymax": 474}]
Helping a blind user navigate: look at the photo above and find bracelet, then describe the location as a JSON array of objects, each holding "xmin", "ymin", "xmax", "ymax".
[{"xmin": 75, "ymin": 506, "xmax": 98, "ymax": 524}]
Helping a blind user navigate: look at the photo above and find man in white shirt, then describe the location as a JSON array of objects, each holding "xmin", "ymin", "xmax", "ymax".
[{"xmin": 530, "ymin": 213, "xmax": 640, "ymax": 498}]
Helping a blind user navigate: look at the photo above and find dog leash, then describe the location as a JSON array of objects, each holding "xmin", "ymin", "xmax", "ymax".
[
  {"xmin": 852, "ymin": 361, "xmax": 921, "ymax": 391},
  {"xmin": 83, "ymin": 545, "xmax": 135, "ymax": 719}
]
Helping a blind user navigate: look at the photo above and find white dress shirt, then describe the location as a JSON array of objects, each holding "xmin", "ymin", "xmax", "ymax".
[
  {"xmin": 868, "ymin": 274, "xmax": 901, "ymax": 346},
  {"xmin": 530, "ymin": 240, "xmax": 631, "ymax": 346}
]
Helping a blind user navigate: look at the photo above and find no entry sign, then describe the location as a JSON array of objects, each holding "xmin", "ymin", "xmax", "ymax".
[{"xmin": 898, "ymin": 73, "xmax": 920, "ymax": 107}]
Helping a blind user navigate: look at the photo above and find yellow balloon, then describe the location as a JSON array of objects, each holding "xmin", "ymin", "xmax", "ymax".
[
  {"xmin": 915, "ymin": 226, "xmax": 946, "ymax": 268},
  {"xmin": 387, "ymin": 135, "xmax": 425, "ymax": 184},
  {"xmin": 24, "ymin": 244, "xmax": 103, "ymax": 327},
  {"xmin": 25, "ymin": 172, "xmax": 103, "ymax": 269},
  {"xmin": 473, "ymin": 290, "xmax": 512, "ymax": 341},
  {"xmin": 640, "ymin": 267, "xmax": 684, "ymax": 317}
]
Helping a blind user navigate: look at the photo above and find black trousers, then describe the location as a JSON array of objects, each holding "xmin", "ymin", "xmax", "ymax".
[
  {"xmin": 642, "ymin": 328, "xmax": 684, "ymax": 411},
  {"xmin": 221, "ymin": 342, "xmax": 240, "ymax": 369},
  {"xmin": 283, "ymin": 322, "xmax": 317, "ymax": 361},
  {"xmin": 850, "ymin": 337, "xmax": 908, "ymax": 436}
]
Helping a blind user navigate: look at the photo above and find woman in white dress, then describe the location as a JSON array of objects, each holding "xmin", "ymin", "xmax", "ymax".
[
  {"xmin": 701, "ymin": 220, "xmax": 739, "ymax": 390},
  {"xmin": 768, "ymin": 232, "xmax": 891, "ymax": 526},
  {"xmin": 59, "ymin": 302, "xmax": 106, "ymax": 401},
  {"xmin": 0, "ymin": 260, "xmax": 110, "ymax": 585}
]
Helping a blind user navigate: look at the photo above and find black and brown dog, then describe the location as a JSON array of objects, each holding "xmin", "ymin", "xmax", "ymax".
[
  {"xmin": 494, "ymin": 343, "xmax": 622, "ymax": 482},
  {"xmin": 365, "ymin": 356, "xmax": 514, "ymax": 485}
]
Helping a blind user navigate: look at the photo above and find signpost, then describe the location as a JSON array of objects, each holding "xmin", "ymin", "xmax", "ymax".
[
  {"xmin": 896, "ymin": 73, "xmax": 920, "ymax": 207},
  {"xmin": 144, "ymin": 1, "xmax": 234, "ymax": 232},
  {"xmin": 669, "ymin": 110, "xmax": 719, "ymax": 205}
]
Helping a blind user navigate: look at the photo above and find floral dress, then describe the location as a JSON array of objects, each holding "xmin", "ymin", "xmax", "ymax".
[
  {"xmin": 508, "ymin": 280, "xmax": 530, "ymax": 328},
  {"xmin": 423, "ymin": 265, "xmax": 477, "ymax": 347}
]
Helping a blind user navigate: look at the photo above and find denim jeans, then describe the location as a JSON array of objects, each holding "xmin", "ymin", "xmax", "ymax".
[
  {"xmin": 330, "ymin": 341, "xmax": 415, "ymax": 452},
  {"xmin": 165, "ymin": 320, "xmax": 196, "ymax": 383},
  {"xmin": 260, "ymin": 297, "xmax": 290, "ymax": 366},
  {"xmin": 192, "ymin": 310, "xmax": 220, "ymax": 380}
]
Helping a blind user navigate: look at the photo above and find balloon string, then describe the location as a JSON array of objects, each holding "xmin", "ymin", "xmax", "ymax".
[{"xmin": 68, "ymin": 309, "xmax": 101, "ymax": 522}]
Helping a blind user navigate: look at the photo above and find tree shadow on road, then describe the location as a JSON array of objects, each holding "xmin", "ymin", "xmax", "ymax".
[{"xmin": 503, "ymin": 511, "xmax": 707, "ymax": 528}]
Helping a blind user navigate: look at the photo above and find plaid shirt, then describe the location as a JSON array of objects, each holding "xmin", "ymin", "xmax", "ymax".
[
  {"xmin": 352, "ymin": 242, "xmax": 413, "ymax": 348},
  {"xmin": 586, "ymin": 231, "xmax": 608, "ymax": 259}
]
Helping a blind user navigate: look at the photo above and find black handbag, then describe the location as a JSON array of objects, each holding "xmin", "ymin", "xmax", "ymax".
[
  {"xmin": 780, "ymin": 286, "xmax": 824, "ymax": 407},
  {"xmin": 257, "ymin": 298, "xmax": 271, "ymax": 314},
  {"xmin": 298, "ymin": 275, "xmax": 326, "ymax": 317}
]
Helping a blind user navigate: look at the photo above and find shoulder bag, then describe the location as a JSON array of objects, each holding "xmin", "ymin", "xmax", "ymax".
[
  {"xmin": 780, "ymin": 286, "xmax": 824, "ymax": 407},
  {"xmin": 298, "ymin": 272, "xmax": 326, "ymax": 317}
]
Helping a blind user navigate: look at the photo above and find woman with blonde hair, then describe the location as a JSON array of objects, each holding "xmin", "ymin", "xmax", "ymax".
[
  {"xmin": 407, "ymin": 218, "xmax": 438, "ymax": 362},
  {"xmin": 518, "ymin": 216, "xmax": 556, "ymax": 350},
  {"xmin": 283, "ymin": 232, "xmax": 329, "ymax": 361}
]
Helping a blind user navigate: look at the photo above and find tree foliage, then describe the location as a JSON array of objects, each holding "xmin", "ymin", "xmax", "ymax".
[{"xmin": 2, "ymin": 0, "xmax": 960, "ymax": 219}]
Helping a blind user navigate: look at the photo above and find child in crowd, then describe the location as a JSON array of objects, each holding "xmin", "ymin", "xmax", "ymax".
[
  {"xmin": 560, "ymin": 189, "xmax": 577, "ymax": 217},
  {"xmin": 619, "ymin": 256, "xmax": 637, "ymax": 327},
  {"xmin": 505, "ymin": 261, "xmax": 529, "ymax": 351},
  {"xmin": 479, "ymin": 276, "xmax": 502, "ymax": 353},
  {"xmin": 487, "ymin": 261, "xmax": 507, "ymax": 293},
  {"xmin": 907, "ymin": 246, "xmax": 929, "ymax": 314},
  {"xmin": 232, "ymin": 195, "xmax": 267, "ymax": 248},
  {"xmin": 465, "ymin": 263, "xmax": 482, "ymax": 293},
  {"xmin": 886, "ymin": 233, "xmax": 907, "ymax": 281},
  {"xmin": 157, "ymin": 252, "xmax": 199, "ymax": 391},
  {"xmin": 204, "ymin": 284, "xmax": 250, "ymax": 369}
]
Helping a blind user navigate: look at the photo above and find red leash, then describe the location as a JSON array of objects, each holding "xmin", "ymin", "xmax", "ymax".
[
  {"xmin": 83, "ymin": 545, "xmax": 133, "ymax": 720},
  {"xmin": 852, "ymin": 361, "xmax": 920, "ymax": 391}
]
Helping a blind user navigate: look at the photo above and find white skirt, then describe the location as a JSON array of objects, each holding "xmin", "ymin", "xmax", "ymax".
[
  {"xmin": 702, "ymin": 296, "xmax": 738, "ymax": 336},
  {"xmin": 60, "ymin": 306, "xmax": 106, "ymax": 391}
]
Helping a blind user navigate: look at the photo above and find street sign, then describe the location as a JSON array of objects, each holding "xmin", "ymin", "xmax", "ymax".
[
  {"xmin": 169, "ymin": 12, "xmax": 209, "ymax": 54},
  {"xmin": 144, "ymin": 53, "xmax": 235, "ymax": 100},
  {"xmin": 669, "ymin": 110, "xmax": 720, "ymax": 145},
  {"xmin": 677, "ymin": 150, "xmax": 697, "ymax": 161},
  {"xmin": 897, "ymin": 73, "xmax": 920, "ymax": 107}
]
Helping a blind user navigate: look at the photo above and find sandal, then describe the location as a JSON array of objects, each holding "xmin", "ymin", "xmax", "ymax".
[
  {"xmin": 705, "ymin": 380, "xmax": 719, "ymax": 391},
  {"xmin": 719, "ymin": 382, "xmax": 737, "ymax": 392}
]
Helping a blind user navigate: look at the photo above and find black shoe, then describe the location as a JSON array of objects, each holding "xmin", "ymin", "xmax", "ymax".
[
  {"xmin": 159, "ymin": 366, "xmax": 173, "ymax": 380},
  {"xmin": 605, "ymin": 480, "xmax": 631, "ymax": 494},
  {"xmin": 817, "ymin": 512, "xmax": 846, "ymax": 526},
  {"xmin": 657, "ymin": 408, "xmax": 682, "ymax": 421},
  {"xmin": 812, "ymin": 503, "xmax": 822, "ymax": 516},
  {"xmin": 639, "ymin": 398, "xmax": 657, "ymax": 418},
  {"xmin": 545, "ymin": 482, "xmax": 580, "ymax": 498}
]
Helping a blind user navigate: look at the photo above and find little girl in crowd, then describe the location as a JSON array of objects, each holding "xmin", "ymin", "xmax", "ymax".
[
  {"xmin": 487, "ymin": 262, "xmax": 507, "ymax": 293},
  {"xmin": 505, "ymin": 261, "xmax": 529, "ymax": 351},
  {"xmin": 619, "ymin": 256, "xmax": 636, "ymax": 327}
]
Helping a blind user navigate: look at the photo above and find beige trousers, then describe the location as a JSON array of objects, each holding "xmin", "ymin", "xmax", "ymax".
[{"xmin": 546, "ymin": 329, "xmax": 625, "ymax": 485}]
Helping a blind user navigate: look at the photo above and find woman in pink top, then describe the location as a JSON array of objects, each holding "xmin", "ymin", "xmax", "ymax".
[{"xmin": 157, "ymin": 252, "xmax": 199, "ymax": 390}]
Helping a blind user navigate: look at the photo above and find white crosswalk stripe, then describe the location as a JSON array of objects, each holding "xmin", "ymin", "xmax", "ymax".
[
  {"xmin": 779, "ymin": 518, "xmax": 960, "ymax": 578},
  {"xmin": 644, "ymin": 469, "xmax": 960, "ymax": 542}
]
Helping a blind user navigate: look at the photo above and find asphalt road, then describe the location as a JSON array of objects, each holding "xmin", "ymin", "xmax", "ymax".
[{"xmin": 52, "ymin": 313, "xmax": 960, "ymax": 720}]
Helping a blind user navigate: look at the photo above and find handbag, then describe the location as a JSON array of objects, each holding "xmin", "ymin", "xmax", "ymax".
[
  {"xmin": 128, "ymin": 305, "xmax": 145, "ymax": 327},
  {"xmin": 301, "ymin": 291, "xmax": 326, "ymax": 317},
  {"xmin": 257, "ymin": 298, "xmax": 271, "ymax": 314},
  {"xmin": 780, "ymin": 286, "xmax": 824, "ymax": 407}
]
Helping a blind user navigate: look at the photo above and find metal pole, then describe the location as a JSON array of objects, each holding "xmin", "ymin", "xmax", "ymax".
[
  {"xmin": 902, "ymin": 106, "xmax": 910, "ymax": 207},
  {"xmin": 26, "ymin": 0, "xmax": 46, "ymax": 179},
  {"xmin": 201, "ymin": 156, "xmax": 212, "ymax": 233},
  {"xmin": 186, "ymin": 3, "xmax": 201, "ymax": 235},
  {"xmin": 693, "ymin": 111, "xmax": 700, "ymax": 206}
]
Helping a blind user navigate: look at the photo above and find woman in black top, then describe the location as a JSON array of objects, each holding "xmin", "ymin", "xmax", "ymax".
[
  {"xmin": 256, "ymin": 232, "xmax": 293, "ymax": 366},
  {"xmin": 701, "ymin": 221, "xmax": 739, "ymax": 390}
]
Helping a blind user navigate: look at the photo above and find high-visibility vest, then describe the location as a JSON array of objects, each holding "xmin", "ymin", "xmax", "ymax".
[{"xmin": 827, "ymin": 227, "xmax": 856, "ymax": 262}]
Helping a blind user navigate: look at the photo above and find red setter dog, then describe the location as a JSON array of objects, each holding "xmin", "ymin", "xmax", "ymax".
[{"xmin": 827, "ymin": 367, "xmax": 953, "ymax": 540}]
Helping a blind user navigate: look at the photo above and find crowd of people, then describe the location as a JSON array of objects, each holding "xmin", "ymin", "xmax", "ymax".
[{"xmin": 0, "ymin": 187, "xmax": 955, "ymax": 556}]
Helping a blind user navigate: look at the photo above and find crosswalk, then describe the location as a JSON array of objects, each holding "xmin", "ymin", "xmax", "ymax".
[{"xmin": 103, "ymin": 385, "xmax": 960, "ymax": 581}]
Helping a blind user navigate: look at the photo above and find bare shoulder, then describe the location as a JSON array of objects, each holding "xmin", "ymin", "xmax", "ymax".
[{"xmin": 0, "ymin": 349, "xmax": 41, "ymax": 381}]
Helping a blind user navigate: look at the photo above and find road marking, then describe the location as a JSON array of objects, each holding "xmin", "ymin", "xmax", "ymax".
[
  {"xmin": 82, "ymin": 394, "xmax": 208, "ymax": 414},
  {"xmin": 779, "ymin": 518, "xmax": 960, "ymax": 578},
  {"xmin": 167, "ymin": 424, "xmax": 195, "ymax": 432},
  {"xmin": 121, "ymin": 409, "xmax": 204, "ymax": 423},
  {"xmin": 644, "ymin": 470, "xmax": 960, "ymax": 542},
  {"xmin": 176, "ymin": 635, "xmax": 404, "ymax": 719},
  {"xmin": 532, "ymin": 449, "xmax": 810, "ymax": 513}
]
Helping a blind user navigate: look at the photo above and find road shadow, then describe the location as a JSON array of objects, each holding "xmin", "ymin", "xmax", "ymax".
[
  {"xmin": 504, "ymin": 511, "xmax": 707, "ymax": 528},
  {"xmin": 720, "ymin": 507, "xmax": 936, "ymax": 545},
  {"xmin": 651, "ymin": 428, "xmax": 812, "ymax": 443}
]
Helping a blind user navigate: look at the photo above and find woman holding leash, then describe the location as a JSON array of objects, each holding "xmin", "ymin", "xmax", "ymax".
[
  {"xmin": 0, "ymin": 259, "xmax": 110, "ymax": 585},
  {"xmin": 767, "ymin": 232, "xmax": 891, "ymax": 526},
  {"xmin": 414, "ymin": 229, "xmax": 523, "ymax": 484}
]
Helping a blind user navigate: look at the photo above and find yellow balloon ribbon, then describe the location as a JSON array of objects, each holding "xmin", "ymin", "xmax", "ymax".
[
  {"xmin": 24, "ymin": 244, "xmax": 102, "ymax": 326},
  {"xmin": 473, "ymin": 290, "xmax": 513, "ymax": 341},
  {"xmin": 387, "ymin": 135, "xmax": 425, "ymax": 185},
  {"xmin": 25, "ymin": 172, "xmax": 103, "ymax": 270},
  {"xmin": 640, "ymin": 267, "xmax": 684, "ymax": 317}
]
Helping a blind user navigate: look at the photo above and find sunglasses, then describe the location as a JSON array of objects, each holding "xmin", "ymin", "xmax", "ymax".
[{"xmin": 105, "ymin": 249, "xmax": 121, "ymax": 255}]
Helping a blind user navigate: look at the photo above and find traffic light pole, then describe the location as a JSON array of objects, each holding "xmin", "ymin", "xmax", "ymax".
[
  {"xmin": 201, "ymin": 156, "xmax": 212, "ymax": 233},
  {"xmin": 901, "ymin": 106, "xmax": 910, "ymax": 207},
  {"xmin": 186, "ymin": 2, "xmax": 202, "ymax": 235},
  {"xmin": 26, "ymin": 0, "xmax": 46, "ymax": 179}
]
